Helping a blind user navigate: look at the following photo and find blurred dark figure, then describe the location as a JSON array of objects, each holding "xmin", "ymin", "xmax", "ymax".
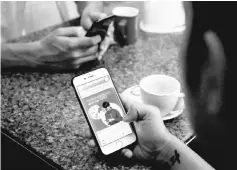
[{"xmin": 183, "ymin": 2, "xmax": 237, "ymax": 169}]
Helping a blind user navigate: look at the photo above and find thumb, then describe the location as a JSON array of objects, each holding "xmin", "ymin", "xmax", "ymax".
[
  {"xmin": 120, "ymin": 92, "xmax": 161, "ymax": 122},
  {"xmin": 90, "ymin": 12, "xmax": 107, "ymax": 22},
  {"xmin": 123, "ymin": 103, "xmax": 153, "ymax": 122},
  {"xmin": 82, "ymin": 12, "xmax": 107, "ymax": 30},
  {"xmin": 123, "ymin": 105, "xmax": 138, "ymax": 122},
  {"xmin": 120, "ymin": 92, "xmax": 132, "ymax": 110}
]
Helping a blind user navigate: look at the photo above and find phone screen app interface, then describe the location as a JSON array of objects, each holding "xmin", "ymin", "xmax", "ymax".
[{"xmin": 77, "ymin": 76, "xmax": 132, "ymax": 146}]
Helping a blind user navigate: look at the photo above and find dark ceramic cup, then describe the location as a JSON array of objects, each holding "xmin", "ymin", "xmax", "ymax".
[{"xmin": 112, "ymin": 7, "xmax": 139, "ymax": 46}]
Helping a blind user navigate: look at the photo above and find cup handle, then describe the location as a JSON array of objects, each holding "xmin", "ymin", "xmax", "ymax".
[
  {"xmin": 131, "ymin": 85, "xmax": 141, "ymax": 96},
  {"xmin": 118, "ymin": 19, "xmax": 127, "ymax": 39},
  {"xmin": 169, "ymin": 92, "xmax": 185, "ymax": 114}
]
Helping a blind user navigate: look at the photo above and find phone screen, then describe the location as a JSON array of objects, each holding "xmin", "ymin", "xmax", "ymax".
[{"xmin": 76, "ymin": 75, "xmax": 133, "ymax": 146}]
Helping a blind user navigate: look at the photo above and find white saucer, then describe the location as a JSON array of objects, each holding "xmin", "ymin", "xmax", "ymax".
[
  {"xmin": 162, "ymin": 109, "xmax": 183, "ymax": 121},
  {"xmin": 139, "ymin": 21, "xmax": 186, "ymax": 34},
  {"xmin": 122, "ymin": 86, "xmax": 184, "ymax": 121}
]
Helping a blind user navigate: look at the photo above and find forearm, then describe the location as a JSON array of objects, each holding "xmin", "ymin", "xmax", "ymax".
[
  {"xmin": 154, "ymin": 134, "xmax": 214, "ymax": 170},
  {"xmin": 1, "ymin": 42, "xmax": 42, "ymax": 68},
  {"xmin": 76, "ymin": 1, "xmax": 104, "ymax": 15}
]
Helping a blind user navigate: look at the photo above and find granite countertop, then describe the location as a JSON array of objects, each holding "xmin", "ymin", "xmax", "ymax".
[{"xmin": 1, "ymin": 2, "xmax": 193, "ymax": 170}]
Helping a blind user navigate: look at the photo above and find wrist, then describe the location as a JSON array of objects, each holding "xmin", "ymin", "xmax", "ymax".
[
  {"xmin": 153, "ymin": 134, "xmax": 180, "ymax": 168},
  {"xmin": 156, "ymin": 132, "xmax": 173, "ymax": 156},
  {"xmin": 2, "ymin": 42, "xmax": 42, "ymax": 68},
  {"xmin": 33, "ymin": 41, "xmax": 45, "ymax": 58},
  {"xmin": 22, "ymin": 41, "xmax": 44, "ymax": 67},
  {"xmin": 140, "ymin": 131, "xmax": 173, "ymax": 164}
]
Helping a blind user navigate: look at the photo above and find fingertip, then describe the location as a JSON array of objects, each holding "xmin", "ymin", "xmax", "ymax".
[
  {"xmin": 125, "ymin": 150, "xmax": 133, "ymax": 158},
  {"xmin": 84, "ymin": 129, "xmax": 92, "ymax": 138},
  {"xmin": 87, "ymin": 139, "xmax": 96, "ymax": 148},
  {"xmin": 119, "ymin": 92, "xmax": 125, "ymax": 99},
  {"xmin": 121, "ymin": 148, "xmax": 133, "ymax": 158},
  {"xmin": 77, "ymin": 26, "xmax": 86, "ymax": 37},
  {"xmin": 81, "ymin": 17, "xmax": 92, "ymax": 30},
  {"xmin": 93, "ymin": 35, "xmax": 102, "ymax": 44},
  {"xmin": 121, "ymin": 148, "xmax": 126, "ymax": 154}
]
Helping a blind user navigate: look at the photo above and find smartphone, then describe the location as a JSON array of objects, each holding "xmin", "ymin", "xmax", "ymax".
[
  {"xmin": 85, "ymin": 15, "xmax": 115, "ymax": 41},
  {"xmin": 72, "ymin": 68, "xmax": 136, "ymax": 155}
]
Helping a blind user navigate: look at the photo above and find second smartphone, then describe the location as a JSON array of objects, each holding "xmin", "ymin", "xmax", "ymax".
[
  {"xmin": 72, "ymin": 68, "xmax": 136, "ymax": 155},
  {"xmin": 85, "ymin": 15, "xmax": 115, "ymax": 40}
]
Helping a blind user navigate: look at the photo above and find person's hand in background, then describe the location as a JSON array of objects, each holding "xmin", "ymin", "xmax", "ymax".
[
  {"xmin": 81, "ymin": 11, "xmax": 107, "ymax": 31},
  {"xmin": 119, "ymin": 93, "xmax": 171, "ymax": 160},
  {"xmin": 79, "ymin": 2, "xmax": 116, "ymax": 60},
  {"xmin": 39, "ymin": 26, "xmax": 101, "ymax": 69},
  {"xmin": 97, "ymin": 21, "xmax": 117, "ymax": 60},
  {"xmin": 80, "ymin": 2, "xmax": 107, "ymax": 30},
  {"xmin": 2, "ymin": 26, "xmax": 102, "ymax": 70},
  {"xmin": 85, "ymin": 92, "xmax": 171, "ymax": 161}
]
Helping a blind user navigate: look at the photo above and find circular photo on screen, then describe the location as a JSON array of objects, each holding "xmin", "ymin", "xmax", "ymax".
[
  {"xmin": 88, "ymin": 105, "xmax": 100, "ymax": 119},
  {"xmin": 99, "ymin": 102, "xmax": 123, "ymax": 126}
]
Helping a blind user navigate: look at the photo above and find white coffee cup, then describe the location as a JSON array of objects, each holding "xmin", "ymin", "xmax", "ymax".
[
  {"xmin": 137, "ymin": 74, "xmax": 184, "ymax": 116},
  {"xmin": 139, "ymin": 1, "xmax": 185, "ymax": 33}
]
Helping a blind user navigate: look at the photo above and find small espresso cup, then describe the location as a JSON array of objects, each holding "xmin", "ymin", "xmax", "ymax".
[
  {"xmin": 112, "ymin": 6, "xmax": 139, "ymax": 46},
  {"xmin": 137, "ymin": 74, "xmax": 184, "ymax": 117}
]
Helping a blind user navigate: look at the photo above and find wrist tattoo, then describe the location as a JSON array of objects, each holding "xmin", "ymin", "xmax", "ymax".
[
  {"xmin": 154, "ymin": 150, "xmax": 181, "ymax": 169},
  {"xmin": 170, "ymin": 150, "xmax": 180, "ymax": 165}
]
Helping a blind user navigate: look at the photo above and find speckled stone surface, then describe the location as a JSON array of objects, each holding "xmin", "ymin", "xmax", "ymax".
[{"xmin": 1, "ymin": 2, "xmax": 194, "ymax": 170}]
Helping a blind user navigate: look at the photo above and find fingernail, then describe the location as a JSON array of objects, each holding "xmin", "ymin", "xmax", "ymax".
[
  {"xmin": 94, "ymin": 35, "xmax": 101, "ymax": 43},
  {"xmin": 100, "ymin": 44, "xmax": 105, "ymax": 50},
  {"xmin": 98, "ymin": 55, "xmax": 102, "ymax": 60}
]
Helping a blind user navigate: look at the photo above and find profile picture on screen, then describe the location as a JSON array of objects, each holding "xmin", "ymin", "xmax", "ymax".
[{"xmin": 101, "ymin": 101, "xmax": 123, "ymax": 126}]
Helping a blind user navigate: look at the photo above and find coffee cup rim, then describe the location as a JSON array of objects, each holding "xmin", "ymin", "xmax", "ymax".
[
  {"xmin": 139, "ymin": 74, "xmax": 181, "ymax": 96},
  {"xmin": 112, "ymin": 6, "xmax": 139, "ymax": 17}
]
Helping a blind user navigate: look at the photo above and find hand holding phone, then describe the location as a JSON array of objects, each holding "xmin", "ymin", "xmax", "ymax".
[
  {"xmin": 83, "ymin": 89, "xmax": 176, "ymax": 161},
  {"xmin": 72, "ymin": 68, "xmax": 136, "ymax": 155}
]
